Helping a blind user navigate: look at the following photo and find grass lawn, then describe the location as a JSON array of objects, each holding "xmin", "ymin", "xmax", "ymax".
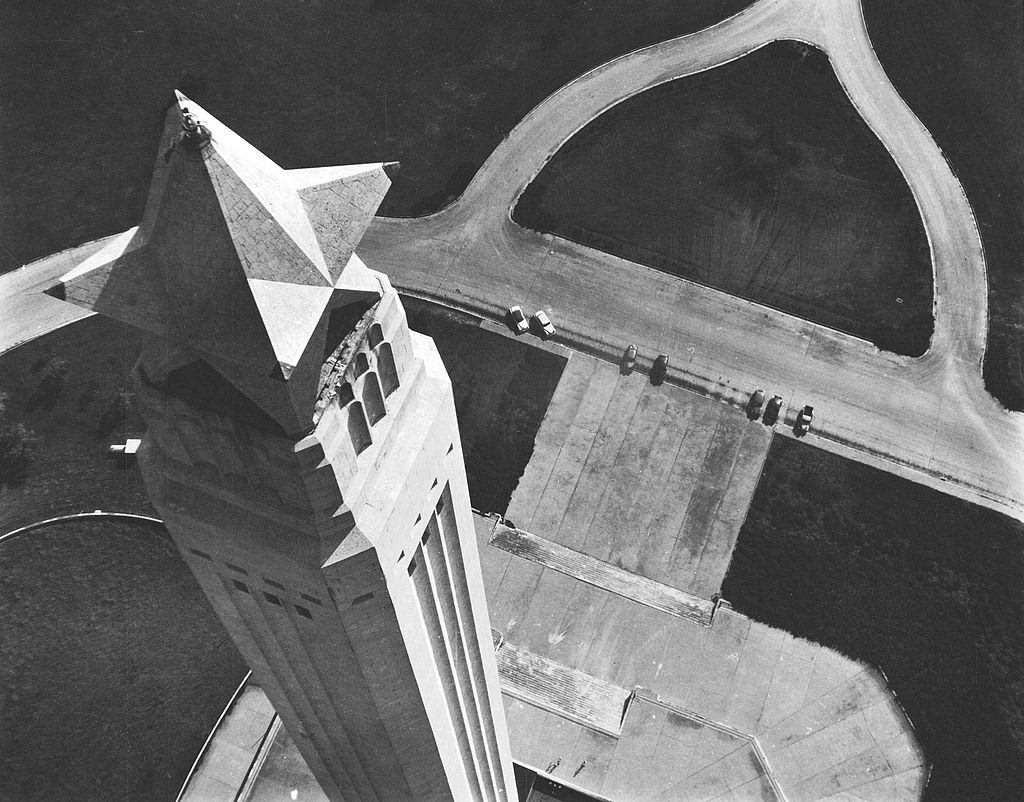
[
  {"xmin": 0, "ymin": 0, "xmax": 750, "ymax": 275},
  {"xmin": 514, "ymin": 41, "xmax": 933, "ymax": 356},
  {"xmin": 0, "ymin": 315, "xmax": 151, "ymax": 533},
  {"xmin": 861, "ymin": 0, "xmax": 1024, "ymax": 408},
  {"xmin": 721, "ymin": 437, "xmax": 1024, "ymax": 801},
  {"xmin": 402, "ymin": 296, "xmax": 566, "ymax": 514},
  {"xmin": 0, "ymin": 518, "xmax": 247, "ymax": 801}
]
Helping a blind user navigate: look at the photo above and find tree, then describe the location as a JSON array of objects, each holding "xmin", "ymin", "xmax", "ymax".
[
  {"xmin": 26, "ymin": 355, "xmax": 71, "ymax": 411},
  {"xmin": 0, "ymin": 392, "xmax": 40, "ymax": 485},
  {"xmin": 96, "ymin": 389, "xmax": 137, "ymax": 437}
]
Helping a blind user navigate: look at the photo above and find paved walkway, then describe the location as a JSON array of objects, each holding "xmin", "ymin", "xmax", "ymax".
[
  {"xmin": 179, "ymin": 683, "xmax": 278, "ymax": 802},
  {"xmin": 475, "ymin": 514, "xmax": 928, "ymax": 800},
  {"xmin": 504, "ymin": 351, "xmax": 772, "ymax": 601},
  {"xmin": 2, "ymin": 0, "xmax": 1019, "ymax": 521}
]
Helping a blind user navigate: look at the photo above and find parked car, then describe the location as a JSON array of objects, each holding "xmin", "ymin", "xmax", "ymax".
[
  {"xmin": 533, "ymin": 310, "xmax": 556, "ymax": 339},
  {"xmin": 794, "ymin": 405, "xmax": 814, "ymax": 436},
  {"xmin": 746, "ymin": 389, "xmax": 766, "ymax": 420},
  {"xmin": 622, "ymin": 344, "xmax": 638, "ymax": 372},
  {"xmin": 763, "ymin": 395, "xmax": 783, "ymax": 426},
  {"xmin": 507, "ymin": 305, "xmax": 529, "ymax": 334},
  {"xmin": 651, "ymin": 353, "xmax": 669, "ymax": 385}
]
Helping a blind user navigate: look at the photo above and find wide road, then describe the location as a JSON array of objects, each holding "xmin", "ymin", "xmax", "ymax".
[{"xmin": 2, "ymin": 0, "xmax": 1021, "ymax": 520}]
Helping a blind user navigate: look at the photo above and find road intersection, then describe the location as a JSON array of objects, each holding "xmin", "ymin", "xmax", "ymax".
[{"xmin": 2, "ymin": 0, "xmax": 1021, "ymax": 520}]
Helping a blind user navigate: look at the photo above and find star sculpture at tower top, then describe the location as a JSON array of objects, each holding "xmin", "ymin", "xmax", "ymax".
[{"xmin": 49, "ymin": 92, "xmax": 397, "ymax": 429}]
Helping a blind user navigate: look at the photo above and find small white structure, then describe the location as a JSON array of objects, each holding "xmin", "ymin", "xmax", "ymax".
[{"xmin": 108, "ymin": 438, "xmax": 141, "ymax": 456}]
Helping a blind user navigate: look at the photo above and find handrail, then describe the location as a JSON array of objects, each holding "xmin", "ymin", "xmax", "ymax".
[{"xmin": 0, "ymin": 510, "xmax": 163, "ymax": 544}]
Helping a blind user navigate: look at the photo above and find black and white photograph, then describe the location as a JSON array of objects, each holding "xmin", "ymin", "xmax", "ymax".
[{"xmin": 1, "ymin": 1, "xmax": 1022, "ymax": 800}]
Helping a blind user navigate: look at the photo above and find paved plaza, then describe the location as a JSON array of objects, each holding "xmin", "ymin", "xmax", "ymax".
[
  {"xmin": 198, "ymin": 510, "xmax": 926, "ymax": 801},
  {"xmin": 505, "ymin": 350, "xmax": 771, "ymax": 600}
]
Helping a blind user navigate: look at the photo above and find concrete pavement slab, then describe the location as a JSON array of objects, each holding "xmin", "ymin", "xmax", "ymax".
[
  {"xmin": 582, "ymin": 388, "xmax": 673, "ymax": 565},
  {"xmin": 605, "ymin": 394, "xmax": 691, "ymax": 573},
  {"xmin": 685, "ymin": 618, "xmax": 751, "ymax": 723},
  {"xmin": 505, "ymin": 351, "xmax": 593, "ymax": 528},
  {"xmin": 722, "ymin": 626, "xmax": 788, "ymax": 734},
  {"xmin": 552, "ymin": 372, "xmax": 648, "ymax": 551},
  {"xmin": 508, "ymin": 349, "xmax": 772, "ymax": 600},
  {"xmin": 490, "ymin": 559, "xmax": 546, "ymax": 638},
  {"xmin": 801, "ymin": 647, "xmax": 864, "ymax": 709},
  {"xmin": 530, "ymin": 361, "xmax": 622, "ymax": 537},
  {"xmin": 757, "ymin": 641, "xmax": 817, "ymax": 731},
  {"xmin": 555, "ymin": 725, "xmax": 619, "ymax": 791},
  {"xmin": 648, "ymin": 617, "xmax": 713, "ymax": 702},
  {"xmin": 245, "ymin": 723, "xmax": 329, "ymax": 802},
  {"xmin": 638, "ymin": 406, "xmax": 719, "ymax": 581},
  {"xmin": 619, "ymin": 396, "xmax": 698, "ymax": 572},
  {"xmin": 517, "ymin": 567, "xmax": 584, "ymax": 656},
  {"xmin": 792, "ymin": 742, "xmax": 895, "ymax": 801}
]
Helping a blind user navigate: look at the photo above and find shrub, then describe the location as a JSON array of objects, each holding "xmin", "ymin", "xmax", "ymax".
[
  {"xmin": 96, "ymin": 389, "xmax": 137, "ymax": 437},
  {"xmin": 26, "ymin": 356, "xmax": 71, "ymax": 412},
  {"xmin": 0, "ymin": 422, "xmax": 40, "ymax": 485}
]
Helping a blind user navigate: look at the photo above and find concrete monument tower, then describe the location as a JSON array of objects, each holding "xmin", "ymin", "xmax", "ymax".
[{"xmin": 48, "ymin": 93, "xmax": 517, "ymax": 801}]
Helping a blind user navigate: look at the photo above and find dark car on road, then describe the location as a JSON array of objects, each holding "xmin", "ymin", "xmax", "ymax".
[
  {"xmin": 763, "ymin": 395, "xmax": 783, "ymax": 426},
  {"xmin": 794, "ymin": 405, "xmax": 813, "ymax": 436},
  {"xmin": 746, "ymin": 389, "xmax": 766, "ymax": 420},
  {"xmin": 651, "ymin": 354, "xmax": 669, "ymax": 385},
  {"xmin": 622, "ymin": 344, "xmax": 638, "ymax": 373}
]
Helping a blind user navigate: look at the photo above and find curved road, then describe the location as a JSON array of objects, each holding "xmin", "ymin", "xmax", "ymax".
[{"xmin": 2, "ymin": 0, "xmax": 1021, "ymax": 520}]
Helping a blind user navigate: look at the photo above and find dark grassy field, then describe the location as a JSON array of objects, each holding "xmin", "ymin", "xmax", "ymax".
[
  {"xmin": 0, "ymin": 0, "xmax": 750, "ymax": 275},
  {"xmin": 861, "ymin": 0, "xmax": 1024, "ymax": 408},
  {"xmin": 402, "ymin": 296, "xmax": 566, "ymax": 514},
  {"xmin": 0, "ymin": 518, "xmax": 247, "ymax": 801},
  {"xmin": 721, "ymin": 438, "xmax": 1024, "ymax": 801},
  {"xmin": 514, "ymin": 41, "xmax": 933, "ymax": 355},
  {"xmin": 0, "ymin": 316, "xmax": 151, "ymax": 533}
]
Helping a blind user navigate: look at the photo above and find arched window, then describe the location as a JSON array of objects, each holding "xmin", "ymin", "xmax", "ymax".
[
  {"xmin": 377, "ymin": 342, "xmax": 400, "ymax": 397},
  {"xmin": 368, "ymin": 323, "xmax": 384, "ymax": 349},
  {"xmin": 354, "ymin": 352, "xmax": 369, "ymax": 378},
  {"xmin": 363, "ymin": 372, "xmax": 386, "ymax": 425},
  {"xmin": 348, "ymin": 401, "xmax": 371, "ymax": 454},
  {"xmin": 336, "ymin": 382, "xmax": 354, "ymax": 406}
]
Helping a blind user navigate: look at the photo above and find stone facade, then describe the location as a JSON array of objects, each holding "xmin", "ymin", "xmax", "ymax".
[{"xmin": 50, "ymin": 93, "xmax": 516, "ymax": 801}]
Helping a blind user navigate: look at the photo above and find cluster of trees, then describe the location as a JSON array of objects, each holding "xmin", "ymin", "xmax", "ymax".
[
  {"xmin": 25, "ymin": 355, "xmax": 69, "ymax": 412},
  {"xmin": 0, "ymin": 349, "xmax": 142, "ymax": 488},
  {"xmin": 95, "ymin": 389, "xmax": 137, "ymax": 438},
  {"xmin": 0, "ymin": 392, "xmax": 39, "ymax": 486}
]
